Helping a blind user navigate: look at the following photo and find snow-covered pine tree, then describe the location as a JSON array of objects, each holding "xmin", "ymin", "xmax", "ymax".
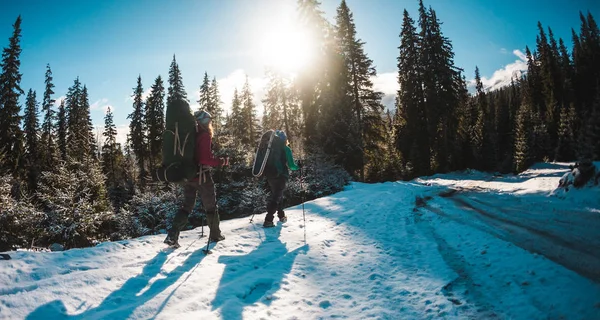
[
  {"xmin": 0, "ymin": 16, "xmax": 25, "ymax": 176},
  {"xmin": 23, "ymin": 89, "xmax": 40, "ymax": 193},
  {"xmin": 40, "ymin": 64, "xmax": 59, "ymax": 172},
  {"xmin": 128, "ymin": 75, "xmax": 147, "ymax": 186},
  {"xmin": 395, "ymin": 9, "xmax": 429, "ymax": 178},
  {"xmin": 57, "ymin": 99, "xmax": 68, "ymax": 161},
  {"xmin": 145, "ymin": 75, "xmax": 165, "ymax": 173},
  {"xmin": 167, "ymin": 55, "xmax": 187, "ymax": 105},
  {"xmin": 335, "ymin": 0, "xmax": 386, "ymax": 181}
]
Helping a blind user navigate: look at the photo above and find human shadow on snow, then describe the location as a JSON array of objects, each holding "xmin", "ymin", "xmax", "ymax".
[
  {"xmin": 26, "ymin": 246, "xmax": 209, "ymax": 320},
  {"xmin": 211, "ymin": 224, "xmax": 308, "ymax": 320}
]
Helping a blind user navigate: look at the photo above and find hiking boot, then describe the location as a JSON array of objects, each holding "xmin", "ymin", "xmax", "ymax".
[
  {"xmin": 278, "ymin": 215, "xmax": 287, "ymax": 223},
  {"xmin": 263, "ymin": 220, "xmax": 275, "ymax": 228},
  {"xmin": 210, "ymin": 234, "xmax": 225, "ymax": 242},
  {"xmin": 164, "ymin": 232, "xmax": 180, "ymax": 248}
]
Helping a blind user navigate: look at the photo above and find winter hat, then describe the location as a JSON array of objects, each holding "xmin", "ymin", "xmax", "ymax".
[
  {"xmin": 275, "ymin": 130, "xmax": 287, "ymax": 142},
  {"xmin": 194, "ymin": 110, "xmax": 212, "ymax": 125}
]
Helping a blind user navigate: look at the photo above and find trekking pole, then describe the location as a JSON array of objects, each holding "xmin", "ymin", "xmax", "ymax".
[
  {"xmin": 199, "ymin": 214, "xmax": 205, "ymax": 238},
  {"xmin": 301, "ymin": 161, "xmax": 306, "ymax": 244},
  {"xmin": 202, "ymin": 211, "xmax": 213, "ymax": 254}
]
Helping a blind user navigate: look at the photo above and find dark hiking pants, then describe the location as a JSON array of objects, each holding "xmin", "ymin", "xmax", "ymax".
[
  {"xmin": 169, "ymin": 173, "xmax": 221, "ymax": 240},
  {"xmin": 265, "ymin": 176, "xmax": 287, "ymax": 222}
]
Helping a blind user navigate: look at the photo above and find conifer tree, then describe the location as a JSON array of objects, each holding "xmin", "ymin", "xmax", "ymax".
[
  {"xmin": 240, "ymin": 76, "xmax": 259, "ymax": 148},
  {"xmin": 57, "ymin": 99, "xmax": 67, "ymax": 161},
  {"xmin": 167, "ymin": 55, "xmax": 187, "ymax": 105},
  {"xmin": 296, "ymin": 0, "xmax": 330, "ymax": 149},
  {"xmin": 514, "ymin": 101, "xmax": 533, "ymax": 172},
  {"xmin": 209, "ymin": 77, "xmax": 224, "ymax": 134},
  {"xmin": 23, "ymin": 89, "xmax": 40, "ymax": 192},
  {"xmin": 102, "ymin": 107, "xmax": 127, "ymax": 210},
  {"xmin": 555, "ymin": 103, "xmax": 577, "ymax": 161},
  {"xmin": 229, "ymin": 88, "xmax": 243, "ymax": 144},
  {"xmin": 65, "ymin": 78, "xmax": 90, "ymax": 160},
  {"xmin": 145, "ymin": 75, "xmax": 165, "ymax": 172},
  {"xmin": 335, "ymin": 0, "xmax": 386, "ymax": 180},
  {"xmin": 128, "ymin": 75, "xmax": 147, "ymax": 185},
  {"xmin": 198, "ymin": 72, "xmax": 211, "ymax": 111},
  {"xmin": 40, "ymin": 64, "xmax": 58, "ymax": 171},
  {"xmin": 395, "ymin": 9, "xmax": 429, "ymax": 177},
  {"xmin": 81, "ymin": 86, "xmax": 98, "ymax": 159},
  {"xmin": 0, "ymin": 16, "xmax": 24, "ymax": 174}
]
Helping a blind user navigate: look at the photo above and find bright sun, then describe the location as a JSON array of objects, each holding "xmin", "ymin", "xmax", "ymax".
[{"xmin": 259, "ymin": 23, "xmax": 315, "ymax": 75}]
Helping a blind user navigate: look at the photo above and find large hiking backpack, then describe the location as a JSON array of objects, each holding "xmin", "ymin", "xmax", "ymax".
[
  {"xmin": 151, "ymin": 99, "xmax": 197, "ymax": 182},
  {"xmin": 252, "ymin": 130, "xmax": 285, "ymax": 177}
]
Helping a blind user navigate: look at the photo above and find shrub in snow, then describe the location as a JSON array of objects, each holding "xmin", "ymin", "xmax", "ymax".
[
  {"xmin": 36, "ymin": 160, "xmax": 114, "ymax": 249},
  {"xmin": 299, "ymin": 153, "xmax": 351, "ymax": 200},
  {"xmin": 121, "ymin": 185, "xmax": 182, "ymax": 236},
  {"xmin": 0, "ymin": 175, "xmax": 45, "ymax": 251}
]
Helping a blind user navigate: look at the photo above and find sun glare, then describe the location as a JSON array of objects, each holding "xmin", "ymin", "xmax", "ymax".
[{"xmin": 258, "ymin": 22, "xmax": 316, "ymax": 75}]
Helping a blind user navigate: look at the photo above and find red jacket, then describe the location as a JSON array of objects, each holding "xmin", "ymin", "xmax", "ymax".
[{"xmin": 196, "ymin": 131, "xmax": 220, "ymax": 167}]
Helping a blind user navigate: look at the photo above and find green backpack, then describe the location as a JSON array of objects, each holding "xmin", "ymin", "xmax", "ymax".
[{"xmin": 151, "ymin": 98, "xmax": 197, "ymax": 182}]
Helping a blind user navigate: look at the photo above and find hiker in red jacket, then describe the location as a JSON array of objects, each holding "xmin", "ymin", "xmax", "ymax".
[{"xmin": 164, "ymin": 110, "xmax": 228, "ymax": 247}]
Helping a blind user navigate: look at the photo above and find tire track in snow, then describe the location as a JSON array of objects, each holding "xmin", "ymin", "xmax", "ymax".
[
  {"xmin": 421, "ymin": 191, "xmax": 600, "ymax": 283},
  {"xmin": 413, "ymin": 205, "xmax": 501, "ymax": 319}
]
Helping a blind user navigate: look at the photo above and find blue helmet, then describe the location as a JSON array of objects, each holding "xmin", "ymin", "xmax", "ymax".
[{"xmin": 275, "ymin": 130, "xmax": 287, "ymax": 142}]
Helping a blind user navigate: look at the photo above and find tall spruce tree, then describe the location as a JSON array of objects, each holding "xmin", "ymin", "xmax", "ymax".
[
  {"xmin": 57, "ymin": 99, "xmax": 67, "ymax": 161},
  {"xmin": 65, "ymin": 78, "xmax": 87, "ymax": 160},
  {"xmin": 262, "ymin": 70, "xmax": 286, "ymax": 132},
  {"xmin": 41, "ymin": 64, "xmax": 58, "ymax": 171},
  {"xmin": 198, "ymin": 72, "xmax": 211, "ymax": 111},
  {"xmin": 240, "ymin": 76, "xmax": 259, "ymax": 148},
  {"xmin": 395, "ymin": 9, "xmax": 429, "ymax": 177},
  {"xmin": 417, "ymin": 2, "xmax": 462, "ymax": 172},
  {"xmin": 145, "ymin": 75, "xmax": 165, "ymax": 172},
  {"xmin": 335, "ymin": 0, "xmax": 386, "ymax": 181},
  {"xmin": 472, "ymin": 66, "xmax": 487, "ymax": 168},
  {"xmin": 81, "ymin": 86, "xmax": 98, "ymax": 159},
  {"xmin": 102, "ymin": 107, "xmax": 127, "ymax": 210},
  {"xmin": 209, "ymin": 77, "xmax": 224, "ymax": 134},
  {"xmin": 23, "ymin": 89, "xmax": 40, "ymax": 192},
  {"xmin": 167, "ymin": 55, "xmax": 187, "ymax": 105},
  {"xmin": 229, "ymin": 88, "xmax": 243, "ymax": 144},
  {"xmin": 128, "ymin": 75, "xmax": 147, "ymax": 185},
  {"xmin": 0, "ymin": 16, "xmax": 24, "ymax": 175},
  {"xmin": 296, "ymin": 0, "xmax": 330, "ymax": 149}
]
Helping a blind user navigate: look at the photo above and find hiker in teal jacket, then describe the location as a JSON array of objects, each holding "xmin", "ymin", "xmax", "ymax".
[{"xmin": 262, "ymin": 130, "xmax": 299, "ymax": 227}]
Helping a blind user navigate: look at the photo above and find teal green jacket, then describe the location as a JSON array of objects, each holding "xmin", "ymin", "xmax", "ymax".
[
  {"xmin": 266, "ymin": 142, "xmax": 298, "ymax": 179},
  {"xmin": 285, "ymin": 146, "xmax": 299, "ymax": 171}
]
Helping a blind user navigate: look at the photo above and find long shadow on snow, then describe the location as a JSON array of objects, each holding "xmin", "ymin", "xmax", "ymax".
[
  {"xmin": 26, "ymin": 246, "xmax": 209, "ymax": 320},
  {"xmin": 211, "ymin": 224, "xmax": 308, "ymax": 320}
]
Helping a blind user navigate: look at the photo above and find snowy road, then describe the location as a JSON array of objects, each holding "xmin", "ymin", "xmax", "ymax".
[{"xmin": 1, "ymin": 163, "xmax": 599, "ymax": 319}]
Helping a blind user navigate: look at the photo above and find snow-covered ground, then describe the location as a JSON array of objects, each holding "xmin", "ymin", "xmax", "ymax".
[{"xmin": 1, "ymin": 163, "xmax": 599, "ymax": 320}]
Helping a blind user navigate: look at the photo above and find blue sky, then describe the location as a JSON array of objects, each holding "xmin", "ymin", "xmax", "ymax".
[{"xmin": 1, "ymin": 0, "xmax": 598, "ymax": 144}]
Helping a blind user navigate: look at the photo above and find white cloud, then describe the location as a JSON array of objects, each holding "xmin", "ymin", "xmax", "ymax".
[
  {"xmin": 469, "ymin": 49, "xmax": 527, "ymax": 92},
  {"xmin": 371, "ymin": 72, "xmax": 398, "ymax": 112}
]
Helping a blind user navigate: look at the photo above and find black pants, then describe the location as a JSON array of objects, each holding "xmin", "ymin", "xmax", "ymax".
[
  {"xmin": 169, "ymin": 173, "xmax": 221, "ymax": 239},
  {"xmin": 265, "ymin": 176, "xmax": 287, "ymax": 222}
]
